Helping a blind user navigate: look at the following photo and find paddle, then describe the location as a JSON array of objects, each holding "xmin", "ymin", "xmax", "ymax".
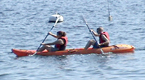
[
  {"xmin": 107, "ymin": 0, "xmax": 112, "ymax": 21},
  {"xmin": 82, "ymin": 16, "xmax": 105, "ymax": 54},
  {"xmin": 29, "ymin": 17, "xmax": 60, "ymax": 56}
]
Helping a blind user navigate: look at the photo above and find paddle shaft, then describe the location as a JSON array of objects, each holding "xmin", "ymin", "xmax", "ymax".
[
  {"xmin": 31, "ymin": 17, "xmax": 60, "ymax": 56},
  {"xmin": 82, "ymin": 16, "xmax": 104, "ymax": 54},
  {"xmin": 36, "ymin": 26, "xmax": 55, "ymax": 51},
  {"xmin": 84, "ymin": 21, "xmax": 99, "ymax": 45}
]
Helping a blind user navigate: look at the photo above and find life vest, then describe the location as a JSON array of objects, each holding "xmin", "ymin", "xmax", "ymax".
[
  {"xmin": 99, "ymin": 32, "xmax": 110, "ymax": 43},
  {"xmin": 55, "ymin": 36, "xmax": 68, "ymax": 50}
]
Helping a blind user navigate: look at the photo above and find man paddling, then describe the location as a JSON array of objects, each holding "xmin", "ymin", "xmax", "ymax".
[
  {"xmin": 38, "ymin": 31, "xmax": 68, "ymax": 52},
  {"xmin": 84, "ymin": 27, "xmax": 110, "ymax": 49}
]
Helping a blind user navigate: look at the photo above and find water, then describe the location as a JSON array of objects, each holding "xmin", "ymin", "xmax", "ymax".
[{"xmin": 0, "ymin": 0, "xmax": 145, "ymax": 80}]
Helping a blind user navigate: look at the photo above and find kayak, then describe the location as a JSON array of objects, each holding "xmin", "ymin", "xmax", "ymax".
[{"xmin": 12, "ymin": 44, "xmax": 135, "ymax": 57}]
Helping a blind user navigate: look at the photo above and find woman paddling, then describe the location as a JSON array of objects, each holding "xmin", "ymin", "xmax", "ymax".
[
  {"xmin": 38, "ymin": 31, "xmax": 68, "ymax": 52},
  {"xmin": 84, "ymin": 27, "xmax": 110, "ymax": 49}
]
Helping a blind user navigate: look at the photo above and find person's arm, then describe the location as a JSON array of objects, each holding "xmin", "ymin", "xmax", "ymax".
[
  {"xmin": 42, "ymin": 39, "xmax": 64, "ymax": 45},
  {"xmin": 91, "ymin": 30, "xmax": 100, "ymax": 36},
  {"xmin": 49, "ymin": 32, "xmax": 58, "ymax": 38},
  {"xmin": 99, "ymin": 35, "xmax": 109, "ymax": 46}
]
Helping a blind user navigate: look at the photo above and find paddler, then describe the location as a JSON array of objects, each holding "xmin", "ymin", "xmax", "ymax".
[
  {"xmin": 38, "ymin": 31, "xmax": 68, "ymax": 52},
  {"xmin": 84, "ymin": 27, "xmax": 110, "ymax": 49}
]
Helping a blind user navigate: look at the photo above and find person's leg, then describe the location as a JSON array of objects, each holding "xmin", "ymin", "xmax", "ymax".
[
  {"xmin": 93, "ymin": 42, "xmax": 99, "ymax": 49},
  {"xmin": 51, "ymin": 48, "xmax": 59, "ymax": 52},
  {"xmin": 84, "ymin": 39, "xmax": 96, "ymax": 49},
  {"xmin": 37, "ymin": 45, "xmax": 46, "ymax": 52},
  {"xmin": 44, "ymin": 45, "xmax": 53, "ymax": 52},
  {"xmin": 38, "ymin": 45, "xmax": 52, "ymax": 52}
]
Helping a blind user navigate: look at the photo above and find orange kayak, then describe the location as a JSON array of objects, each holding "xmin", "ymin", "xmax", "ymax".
[{"xmin": 12, "ymin": 44, "xmax": 135, "ymax": 57}]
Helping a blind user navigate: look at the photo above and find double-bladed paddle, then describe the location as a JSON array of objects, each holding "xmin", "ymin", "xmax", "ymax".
[
  {"xmin": 82, "ymin": 15, "xmax": 105, "ymax": 55},
  {"xmin": 29, "ymin": 17, "xmax": 60, "ymax": 56}
]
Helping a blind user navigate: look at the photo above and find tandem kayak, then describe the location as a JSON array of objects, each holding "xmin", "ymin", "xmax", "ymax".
[{"xmin": 12, "ymin": 44, "xmax": 135, "ymax": 57}]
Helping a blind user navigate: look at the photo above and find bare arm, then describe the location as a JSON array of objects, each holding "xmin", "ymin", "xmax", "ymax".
[
  {"xmin": 91, "ymin": 30, "xmax": 100, "ymax": 36},
  {"xmin": 42, "ymin": 39, "xmax": 64, "ymax": 45},
  {"xmin": 100, "ymin": 35, "xmax": 110, "ymax": 46},
  {"xmin": 49, "ymin": 32, "xmax": 58, "ymax": 38}
]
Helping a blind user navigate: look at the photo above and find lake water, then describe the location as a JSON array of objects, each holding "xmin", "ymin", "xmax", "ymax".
[{"xmin": 0, "ymin": 0, "xmax": 145, "ymax": 80}]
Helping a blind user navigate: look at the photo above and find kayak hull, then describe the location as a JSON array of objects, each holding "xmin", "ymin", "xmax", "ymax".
[{"xmin": 12, "ymin": 44, "xmax": 135, "ymax": 57}]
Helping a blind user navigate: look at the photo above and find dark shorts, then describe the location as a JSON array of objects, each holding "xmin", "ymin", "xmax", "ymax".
[
  {"xmin": 93, "ymin": 42, "xmax": 99, "ymax": 48},
  {"xmin": 51, "ymin": 48, "xmax": 59, "ymax": 52},
  {"xmin": 93, "ymin": 42, "xmax": 106, "ymax": 49}
]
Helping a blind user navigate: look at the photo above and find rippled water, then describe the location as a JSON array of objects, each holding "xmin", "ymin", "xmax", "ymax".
[{"xmin": 0, "ymin": 0, "xmax": 145, "ymax": 80}]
